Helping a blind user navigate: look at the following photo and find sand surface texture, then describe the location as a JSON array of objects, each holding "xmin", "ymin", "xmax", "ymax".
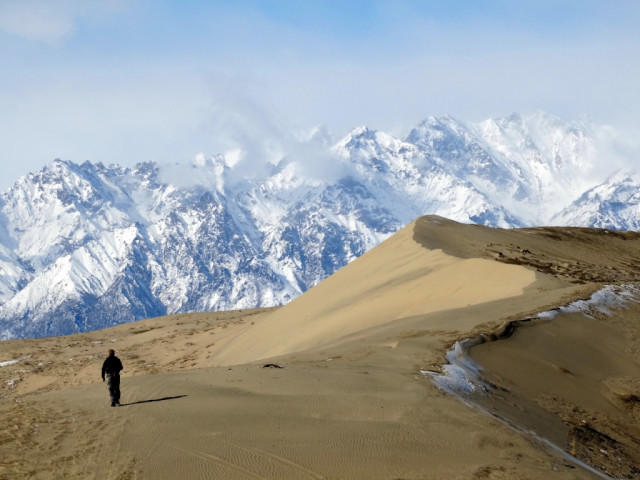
[{"xmin": 1, "ymin": 215, "xmax": 640, "ymax": 479}]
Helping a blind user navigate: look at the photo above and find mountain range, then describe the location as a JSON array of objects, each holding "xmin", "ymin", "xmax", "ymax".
[{"xmin": 1, "ymin": 111, "xmax": 638, "ymax": 339}]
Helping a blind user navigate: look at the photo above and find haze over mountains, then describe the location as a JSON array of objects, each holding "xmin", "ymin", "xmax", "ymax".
[{"xmin": 0, "ymin": 112, "xmax": 638, "ymax": 339}]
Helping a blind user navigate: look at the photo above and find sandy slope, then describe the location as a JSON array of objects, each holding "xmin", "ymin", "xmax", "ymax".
[
  {"xmin": 210, "ymin": 220, "xmax": 543, "ymax": 366},
  {"xmin": 1, "ymin": 215, "xmax": 640, "ymax": 479}
]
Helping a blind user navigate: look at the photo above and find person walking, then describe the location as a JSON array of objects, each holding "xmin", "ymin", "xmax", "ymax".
[{"xmin": 101, "ymin": 349, "xmax": 123, "ymax": 407}]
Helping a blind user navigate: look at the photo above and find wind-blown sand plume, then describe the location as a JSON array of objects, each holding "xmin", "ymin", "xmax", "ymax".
[{"xmin": 1, "ymin": 215, "xmax": 640, "ymax": 479}]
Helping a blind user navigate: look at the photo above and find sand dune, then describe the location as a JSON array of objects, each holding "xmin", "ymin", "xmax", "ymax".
[
  {"xmin": 1, "ymin": 215, "xmax": 640, "ymax": 479},
  {"xmin": 211, "ymin": 220, "xmax": 542, "ymax": 366}
]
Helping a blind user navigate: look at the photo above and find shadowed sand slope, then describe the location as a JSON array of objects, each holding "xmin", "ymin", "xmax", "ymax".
[{"xmin": 2, "ymin": 215, "xmax": 640, "ymax": 480}]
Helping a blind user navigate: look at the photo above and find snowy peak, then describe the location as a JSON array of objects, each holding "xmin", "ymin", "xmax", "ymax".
[
  {"xmin": 401, "ymin": 112, "xmax": 605, "ymax": 224},
  {"xmin": 554, "ymin": 172, "xmax": 640, "ymax": 230},
  {"xmin": 405, "ymin": 115, "xmax": 468, "ymax": 149},
  {"xmin": 475, "ymin": 111, "xmax": 595, "ymax": 175}
]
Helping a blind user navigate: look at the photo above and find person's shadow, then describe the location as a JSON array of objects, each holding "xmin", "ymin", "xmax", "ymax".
[{"xmin": 119, "ymin": 395, "xmax": 187, "ymax": 406}]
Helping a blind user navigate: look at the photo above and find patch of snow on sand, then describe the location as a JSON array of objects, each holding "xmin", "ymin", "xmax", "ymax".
[
  {"xmin": 422, "ymin": 337, "xmax": 490, "ymax": 396},
  {"xmin": 0, "ymin": 356, "xmax": 29, "ymax": 367},
  {"xmin": 540, "ymin": 284, "xmax": 640, "ymax": 319}
]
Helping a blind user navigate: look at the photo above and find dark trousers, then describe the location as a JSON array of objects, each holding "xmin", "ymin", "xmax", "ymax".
[{"xmin": 106, "ymin": 373, "xmax": 121, "ymax": 404}]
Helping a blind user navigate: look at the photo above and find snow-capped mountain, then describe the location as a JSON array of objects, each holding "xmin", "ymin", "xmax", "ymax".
[
  {"xmin": 553, "ymin": 172, "xmax": 640, "ymax": 230},
  {"xmin": 0, "ymin": 112, "xmax": 637, "ymax": 339}
]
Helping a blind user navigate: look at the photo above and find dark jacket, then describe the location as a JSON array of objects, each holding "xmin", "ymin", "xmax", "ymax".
[{"xmin": 102, "ymin": 355, "xmax": 123, "ymax": 380}]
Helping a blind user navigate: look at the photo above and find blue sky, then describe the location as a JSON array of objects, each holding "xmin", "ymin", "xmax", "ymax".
[{"xmin": 1, "ymin": 0, "xmax": 639, "ymax": 190}]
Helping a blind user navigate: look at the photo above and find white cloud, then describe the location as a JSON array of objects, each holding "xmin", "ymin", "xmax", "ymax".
[
  {"xmin": 200, "ymin": 73, "xmax": 293, "ymax": 181},
  {"xmin": 0, "ymin": 2, "xmax": 73, "ymax": 42},
  {"xmin": 0, "ymin": 0, "xmax": 131, "ymax": 43},
  {"xmin": 592, "ymin": 126, "xmax": 640, "ymax": 181},
  {"xmin": 199, "ymin": 72, "xmax": 349, "ymax": 187}
]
